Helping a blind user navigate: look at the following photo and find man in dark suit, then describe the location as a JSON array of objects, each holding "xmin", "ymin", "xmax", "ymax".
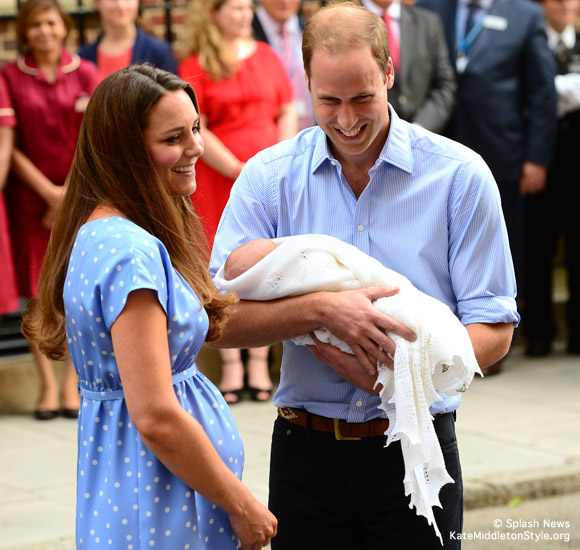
[
  {"xmin": 360, "ymin": 0, "xmax": 456, "ymax": 133},
  {"xmin": 417, "ymin": 0, "xmax": 558, "ymax": 374},
  {"xmin": 252, "ymin": 0, "xmax": 315, "ymax": 129},
  {"xmin": 525, "ymin": 0, "xmax": 580, "ymax": 356}
]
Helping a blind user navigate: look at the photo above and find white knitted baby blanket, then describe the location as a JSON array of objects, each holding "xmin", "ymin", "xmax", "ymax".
[{"xmin": 213, "ymin": 234, "xmax": 481, "ymax": 542}]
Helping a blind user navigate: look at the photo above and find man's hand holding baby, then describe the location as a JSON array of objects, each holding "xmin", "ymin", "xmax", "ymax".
[{"xmin": 310, "ymin": 287, "xmax": 417, "ymax": 382}]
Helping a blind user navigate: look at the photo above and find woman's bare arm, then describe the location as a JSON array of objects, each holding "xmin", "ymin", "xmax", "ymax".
[{"xmin": 111, "ymin": 289, "xmax": 277, "ymax": 548}]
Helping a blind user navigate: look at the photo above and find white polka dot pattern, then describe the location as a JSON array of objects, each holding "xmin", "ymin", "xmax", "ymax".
[{"xmin": 64, "ymin": 217, "xmax": 243, "ymax": 549}]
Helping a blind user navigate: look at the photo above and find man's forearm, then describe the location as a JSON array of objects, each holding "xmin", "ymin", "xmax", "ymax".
[
  {"xmin": 209, "ymin": 287, "xmax": 416, "ymax": 373},
  {"xmin": 209, "ymin": 293, "xmax": 326, "ymax": 349},
  {"xmin": 466, "ymin": 322, "xmax": 514, "ymax": 367}
]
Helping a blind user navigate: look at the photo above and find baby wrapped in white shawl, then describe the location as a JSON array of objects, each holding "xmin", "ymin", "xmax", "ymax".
[{"xmin": 214, "ymin": 234, "xmax": 482, "ymax": 543}]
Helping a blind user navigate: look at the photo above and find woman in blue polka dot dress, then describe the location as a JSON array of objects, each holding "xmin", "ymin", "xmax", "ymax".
[{"xmin": 22, "ymin": 64, "xmax": 277, "ymax": 550}]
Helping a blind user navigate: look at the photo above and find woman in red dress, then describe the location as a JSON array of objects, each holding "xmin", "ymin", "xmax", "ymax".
[
  {"xmin": 179, "ymin": 0, "xmax": 297, "ymax": 403},
  {"xmin": 1, "ymin": 0, "xmax": 100, "ymax": 419}
]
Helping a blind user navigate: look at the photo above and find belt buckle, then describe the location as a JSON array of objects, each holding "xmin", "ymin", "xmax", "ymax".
[
  {"xmin": 278, "ymin": 407, "xmax": 299, "ymax": 421},
  {"xmin": 333, "ymin": 418, "xmax": 361, "ymax": 441}
]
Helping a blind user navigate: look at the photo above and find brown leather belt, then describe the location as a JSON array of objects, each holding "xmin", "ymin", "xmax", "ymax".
[{"xmin": 277, "ymin": 407, "xmax": 449, "ymax": 441}]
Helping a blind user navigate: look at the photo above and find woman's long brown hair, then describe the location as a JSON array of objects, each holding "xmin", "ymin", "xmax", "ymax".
[{"xmin": 22, "ymin": 63, "xmax": 237, "ymax": 360}]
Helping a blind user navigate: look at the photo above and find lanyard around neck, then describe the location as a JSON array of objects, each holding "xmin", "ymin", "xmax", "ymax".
[{"xmin": 456, "ymin": 6, "xmax": 486, "ymax": 55}]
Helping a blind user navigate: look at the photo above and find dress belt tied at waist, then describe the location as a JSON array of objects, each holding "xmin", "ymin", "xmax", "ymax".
[{"xmin": 79, "ymin": 364, "xmax": 198, "ymax": 401}]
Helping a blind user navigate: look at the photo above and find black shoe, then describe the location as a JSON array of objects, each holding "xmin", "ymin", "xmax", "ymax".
[
  {"xmin": 34, "ymin": 409, "xmax": 59, "ymax": 421},
  {"xmin": 525, "ymin": 337, "xmax": 551, "ymax": 357},
  {"xmin": 61, "ymin": 408, "xmax": 79, "ymax": 419}
]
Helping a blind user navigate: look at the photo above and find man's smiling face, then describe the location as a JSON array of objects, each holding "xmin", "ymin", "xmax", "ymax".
[{"xmin": 307, "ymin": 44, "xmax": 394, "ymax": 169}]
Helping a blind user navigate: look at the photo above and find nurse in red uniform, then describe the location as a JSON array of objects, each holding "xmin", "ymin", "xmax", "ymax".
[
  {"xmin": 1, "ymin": 0, "xmax": 99, "ymax": 419},
  {"xmin": 179, "ymin": 0, "xmax": 297, "ymax": 405},
  {"xmin": 0, "ymin": 75, "xmax": 19, "ymax": 318}
]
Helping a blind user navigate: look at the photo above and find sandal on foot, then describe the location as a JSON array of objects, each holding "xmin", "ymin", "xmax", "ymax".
[
  {"xmin": 219, "ymin": 357, "xmax": 244, "ymax": 404},
  {"xmin": 220, "ymin": 388, "xmax": 244, "ymax": 405},
  {"xmin": 246, "ymin": 386, "xmax": 272, "ymax": 402},
  {"xmin": 246, "ymin": 355, "xmax": 272, "ymax": 402}
]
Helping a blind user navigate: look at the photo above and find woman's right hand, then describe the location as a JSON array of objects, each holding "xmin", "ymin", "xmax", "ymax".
[
  {"xmin": 41, "ymin": 185, "xmax": 65, "ymax": 228},
  {"xmin": 45, "ymin": 182, "xmax": 65, "ymax": 207},
  {"xmin": 229, "ymin": 496, "xmax": 277, "ymax": 550},
  {"xmin": 42, "ymin": 205, "xmax": 58, "ymax": 229}
]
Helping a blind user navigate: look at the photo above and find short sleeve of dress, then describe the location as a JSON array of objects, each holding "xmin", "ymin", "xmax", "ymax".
[
  {"xmin": 0, "ymin": 72, "xmax": 16, "ymax": 128},
  {"xmin": 79, "ymin": 219, "xmax": 170, "ymax": 331}
]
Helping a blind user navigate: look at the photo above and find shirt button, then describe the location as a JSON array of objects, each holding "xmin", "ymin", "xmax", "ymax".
[
  {"xmin": 357, "ymin": 224, "xmax": 364, "ymax": 232},
  {"xmin": 356, "ymin": 400, "xmax": 363, "ymax": 407},
  {"xmin": 330, "ymin": 160, "xmax": 336, "ymax": 166}
]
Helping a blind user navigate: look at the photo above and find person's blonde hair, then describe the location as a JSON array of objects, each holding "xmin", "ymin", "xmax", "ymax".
[
  {"xmin": 302, "ymin": 1, "xmax": 390, "ymax": 82},
  {"xmin": 181, "ymin": 0, "xmax": 239, "ymax": 80},
  {"xmin": 22, "ymin": 64, "xmax": 237, "ymax": 360}
]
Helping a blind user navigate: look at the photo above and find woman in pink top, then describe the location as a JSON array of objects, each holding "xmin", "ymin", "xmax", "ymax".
[{"xmin": 1, "ymin": 0, "xmax": 99, "ymax": 420}]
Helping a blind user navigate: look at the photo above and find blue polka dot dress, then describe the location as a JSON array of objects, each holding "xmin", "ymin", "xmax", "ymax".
[{"xmin": 63, "ymin": 217, "xmax": 243, "ymax": 550}]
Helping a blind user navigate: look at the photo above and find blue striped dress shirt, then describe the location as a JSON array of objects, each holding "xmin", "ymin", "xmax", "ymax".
[{"xmin": 210, "ymin": 107, "xmax": 519, "ymax": 421}]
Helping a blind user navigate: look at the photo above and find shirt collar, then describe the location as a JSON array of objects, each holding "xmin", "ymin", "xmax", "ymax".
[
  {"xmin": 458, "ymin": 0, "xmax": 493, "ymax": 10},
  {"xmin": 380, "ymin": 106, "xmax": 413, "ymax": 174},
  {"xmin": 546, "ymin": 24, "xmax": 576, "ymax": 51},
  {"xmin": 362, "ymin": 0, "xmax": 401, "ymax": 19},
  {"xmin": 311, "ymin": 127, "xmax": 331, "ymax": 173},
  {"xmin": 311, "ymin": 105, "xmax": 414, "ymax": 175},
  {"xmin": 17, "ymin": 49, "xmax": 80, "ymax": 78},
  {"xmin": 256, "ymin": 5, "xmax": 301, "ymax": 38}
]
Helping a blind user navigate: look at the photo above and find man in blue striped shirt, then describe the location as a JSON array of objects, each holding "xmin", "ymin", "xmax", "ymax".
[{"xmin": 209, "ymin": 2, "xmax": 519, "ymax": 548}]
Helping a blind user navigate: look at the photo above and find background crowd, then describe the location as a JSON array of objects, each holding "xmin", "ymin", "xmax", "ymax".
[{"xmin": 0, "ymin": 0, "xmax": 579, "ymax": 420}]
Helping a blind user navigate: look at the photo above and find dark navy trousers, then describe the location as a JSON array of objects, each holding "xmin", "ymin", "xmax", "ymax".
[{"xmin": 269, "ymin": 412, "xmax": 463, "ymax": 549}]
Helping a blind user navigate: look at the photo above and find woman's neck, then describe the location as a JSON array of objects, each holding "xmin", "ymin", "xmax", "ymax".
[
  {"xmin": 228, "ymin": 37, "xmax": 256, "ymax": 61},
  {"xmin": 86, "ymin": 204, "xmax": 127, "ymax": 223},
  {"xmin": 99, "ymin": 23, "xmax": 137, "ymax": 54},
  {"xmin": 33, "ymin": 47, "xmax": 63, "ymax": 83}
]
